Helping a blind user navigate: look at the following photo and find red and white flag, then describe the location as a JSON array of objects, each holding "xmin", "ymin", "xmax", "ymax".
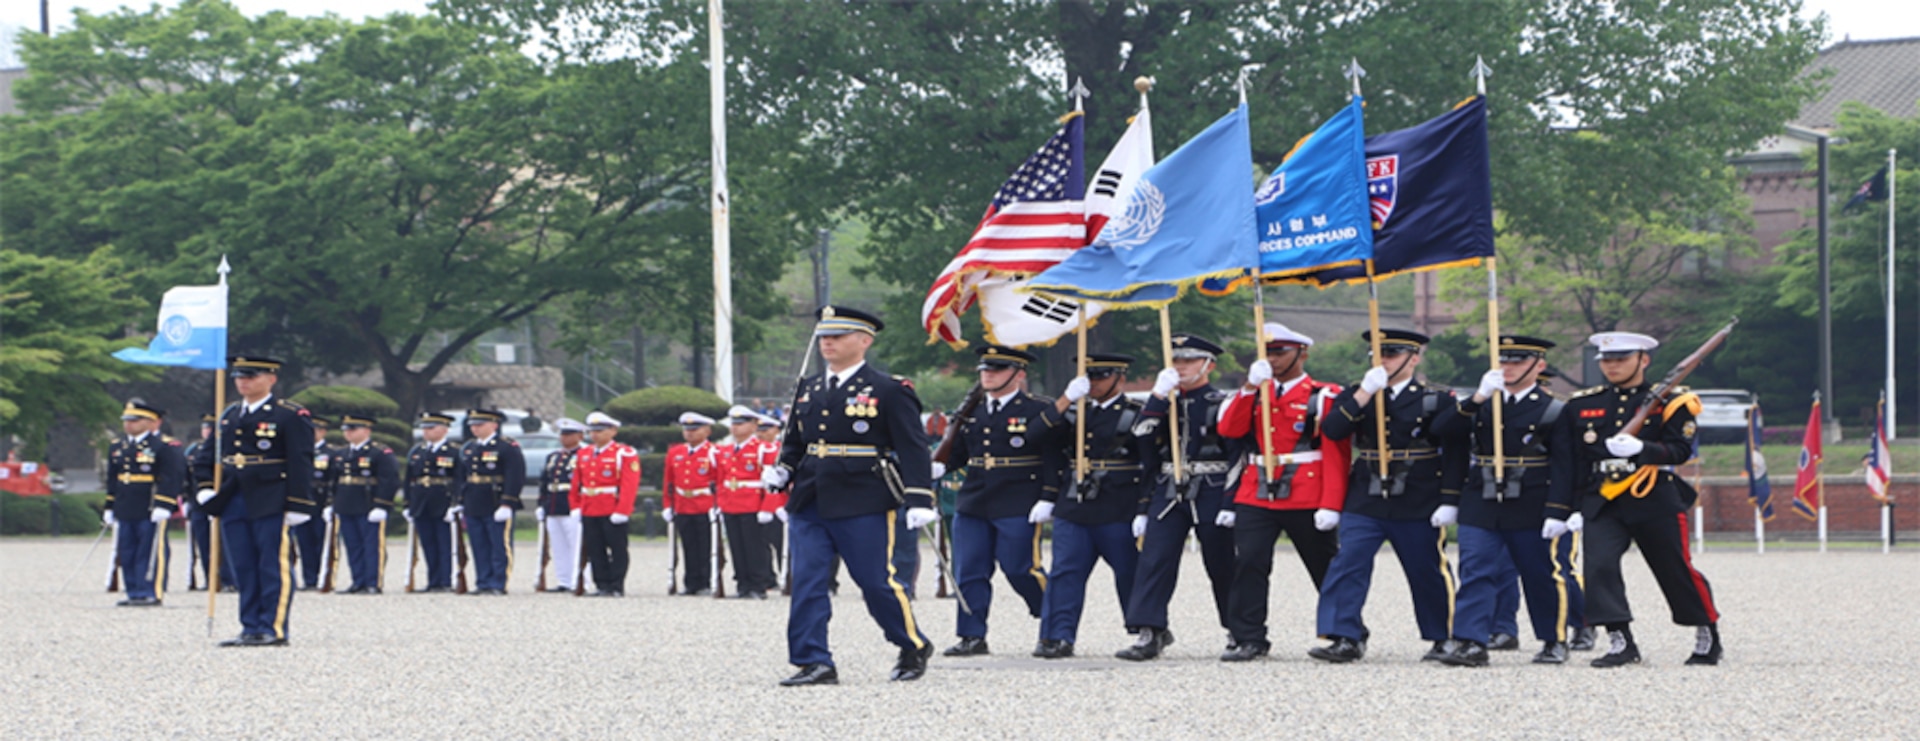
[{"xmin": 1792, "ymin": 395, "xmax": 1823, "ymax": 520}]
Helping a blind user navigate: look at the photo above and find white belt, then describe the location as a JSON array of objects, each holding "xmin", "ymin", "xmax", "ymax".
[
  {"xmin": 580, "ymin": 486, "xmax": 619, "ymax": 496},
  {"xmin": 1246, "ymin": 451, "xmax": 1322, "ymax": 466},
  {"xmin": 1161, "ymin": 460, "xmax": 1233, "ymax": 475}
]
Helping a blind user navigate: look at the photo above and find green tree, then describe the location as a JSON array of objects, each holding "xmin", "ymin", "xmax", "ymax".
[{"xmin": 0, "ymin": 249, "xmax": 158, "ymax": 456}]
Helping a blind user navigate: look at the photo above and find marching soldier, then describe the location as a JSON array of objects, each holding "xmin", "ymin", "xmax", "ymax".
[
  {"xmin": 293, "ymin": 416, "xmax": 337, "ymax": 590},
  {"xmin": 1561, "ymin": 331, "xmax": 1723, "ymax": 667},
  {"xmin": 1118, "ymin": 334, "xmax": 1240, "ymax": 660},
  {"xmin": 572, "ymin": 412, "xmax": 639, "ymax": 596},
  {"xmin": 405, "ymin": 412, "xmax": 459, "ymax": 592},
  {"xmin": 663, "ymin": 412, "xmax": 721, "ymax": 595},
  {"xmin": 1434, "ymin": 335, "xmax": 1588, "ymax": 666},
  {"xmin": 105, "ymin": 400, "xmax": 186, "ymax": 607},
  {"xmin": 937, "ymin": 346, "xmax": 1057, "ymax": 658},
  {"xmin": 1032, "ymin": 353, "xmax": 1156, "ymax": 659},
  {"xmin": 332, "ymin": 415, "xmax": 400, "ymax": 594},
  {"xmin": 193, "ymin": 355, "xmax": 317, "ymax": 646},
  {"xmin": 537, "ymin": 418, "xmax": 587, "ymax": 592},
  {"xmin": 455, "ymin": 408, "xmax": 525, "ymax": 595},
  {"xmin": 1311, "ymin": 329, "xmax": 1466, "ymax": 664},
  {"xmin": 1215, "ymin": 323, "xmax": 1348, "ymax": 662},
  {"xmin": 184, "ymin": 413, "xmax": 235, "ymax": 591},
  {"xmin": 756, "ymin": 413, "xmax": 788, "ymax": 573},
  {"xmin": 718, "ymin": 406, "xmax": 776, "ymax": 598},
  {"xmin": 761, "ymin": 306, "xmax": 935, "ymax": 686}
]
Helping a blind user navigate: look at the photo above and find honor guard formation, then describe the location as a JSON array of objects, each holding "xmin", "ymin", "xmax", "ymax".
[{"xmin": 116, "ymin": 309, "xmax": 1723, "ymax": 681}]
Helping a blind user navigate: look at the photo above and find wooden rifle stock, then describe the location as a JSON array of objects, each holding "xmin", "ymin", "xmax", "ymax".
[
  {"xmin": 453, "ymin": 515, "xmax": 469, "ymax": 594},
  {"xmin": 930, "ymin": 382, "xmax": 986, "ymax": 467}
]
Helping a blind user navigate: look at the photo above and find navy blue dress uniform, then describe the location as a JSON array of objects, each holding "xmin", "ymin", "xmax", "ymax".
[
  {"xmin": 293, "ymin": 416, "xmax": 337, "ymax": 590},
  {"xmin": 1034, "ymin": 353, "xmax": 1158, "ymax": 659},
  {"xmin": 332, "ymin": 416, "xmax": 401, "ymax": 594},
  {"xmin": 1313, "ymin": 329, "xmax": 1466, "ymax": 663},
  {"xmin": 106, "ymin": 401, "xmax": 186, "ymax": 606},
  {"xmin": 941, "ymin": 346, "xmax": 1059, "ymax": 657},
  {"xmin": 405, "ymin": 412, "xmax": 460, "ymax": 592},
  {"xmin": 774, "ymin": 306, "xmax": 933, "ymax": 685},
  {"xmin": 1118, "ymin": 334, "xmax": 1240, "ymax": 660},
  {"xmin": 1436, "ymin": 335, "xmax": 1588, "ymax": 666},
  {"xmin": 1562, "ymin": 331, "xmax": 1722, "ymax": 667},
  {"xmin": 200, "ymin": 356, "xmax": 317, "ymax": 646},
  {"xmin": 185, "ymin": 414, "xmax": 237, "ymax": 590},
  {"xmin": 455, "ymin": 409, "xmax": 525, "ymax": 594}
]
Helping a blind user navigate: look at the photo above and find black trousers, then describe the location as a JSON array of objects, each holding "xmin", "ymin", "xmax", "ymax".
[
  {"xmin": 1584, "ymin": 502, "xmax": 1719, "ymax": 627},
  {"xmin": 674, "ymin": 512, "xmax": 714, "ymax": 592},
  {"xmin": 1226, "ymin": 505, "xmax": 1339, "ymax": 647},
  {"xmin": 723, "ymin": 513, "xmax": 775, "ymax": 593},
  {"xmin": 580, "ymin": 516, "xmax": 629, "ymax": 592}
]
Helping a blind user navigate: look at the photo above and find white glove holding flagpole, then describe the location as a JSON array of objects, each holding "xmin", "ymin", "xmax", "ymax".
[
  {"xmin": 1063, "ymin": 377, "xmax": 1091, "ymax": 403},
  {"xmin": 1028, "ymin": 501, "xmax": 1054, "ymax": 524},
  {"xmin": 1359, "ymin": 366, "xmax": 1390, "ymax": 395},
  {"xmin": 1152, "ymin": 368, "xmax": 1181, "ymax": 397},
  {"xmin": 1567, "ymin": 513, "xmax": 1585, "ymax": 532},
  {"xmin": 1131, "ymin": 515, "xmax": 1148, "ymax": 539},
  {"xmin": 1476, "ymin": 369, "xmax": 1505, "ymax": 401},
  {"xmin": 196, "ymin": 488, "xmax": 215, "ymax": 505},
  {"xmin": 1245, "ymin": 359, "xmax": 1273, "ymax": 389}
]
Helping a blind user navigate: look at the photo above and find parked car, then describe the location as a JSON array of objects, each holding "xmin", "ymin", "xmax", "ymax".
[{"xmin": 1692, "ymin": 389, "xmax": 1755, "ymax": 445}]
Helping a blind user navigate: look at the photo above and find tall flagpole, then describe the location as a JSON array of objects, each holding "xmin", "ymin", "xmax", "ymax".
[
  {"xmin": 1345, "ymin": 59, "xmax": 1389, "ymax": 481},
  {"xmin": 207, "ymin": 256, "xmax": 231, "ymax": 636},
  {"xmin": 1239, "ymin": 70, "xmax": 1278, "ymax": 483},
  {"xmin": 709, "ymin": 0, "xmax": 735, "ymax": 403},
  {"xmin": 1070, "ymin": 79, "xmax": 1091, "ymax": 487},
  {"xmin": 1471, "ymin": 56, "xmax": 1505, "ymax": 485},
  {"xmin": 1137, "ymin": 75, "xmax": 1182, "ymax": 489},
  {"xmin": 1889, "ymin": 148, "xmax": 1899, "ymax": 439}
]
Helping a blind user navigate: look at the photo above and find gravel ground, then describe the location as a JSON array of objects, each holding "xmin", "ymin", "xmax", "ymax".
[{"xmin": 2, "ymin": 533, "xmax": 1915, "ymax": 738}]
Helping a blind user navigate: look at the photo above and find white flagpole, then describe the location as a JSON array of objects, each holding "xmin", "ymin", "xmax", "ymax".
[
  {"xmin": 709, "ymin": 0, "xmax": 735, "ymax": 403},
  {"xmin": 1755, "ymin": 506, "xmax": 1765, "ymax": 555},
  {"xmin": 1818, "ymin": 504, "xmax": 1828, "ymax": 553},
  {"xmin": 1884, "ymin": 501, "xmax": 1893, "ymax": 554},
  {"xmin": 1888, "ymin": 148, "xmax": 1899, "ymax": 439}
]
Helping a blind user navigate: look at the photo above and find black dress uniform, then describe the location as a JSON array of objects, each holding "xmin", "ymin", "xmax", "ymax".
[
  {"xmin": 106, "ymin": 401, "xmax": 186, "ymax": 605},
  {"xmin": 1035, "ymin": 354, "xmax": 1157, "ymax": 658},
  {"xmin": 1562, "ymin": 331, "xmax": 1721, "ymax": 667},
  {"xmin": 405, "ymin": 412, "xmax": 460, "ymax": 592},
  {"xmin": 333, "ymin": 416, "xmax": 401, "ymax": 594},
  {"xmin": 201, "ymin": 355, "xmax": 317, "ymax": 646},
  {"xmin": 1314, "ymin": 330, "xmax": 1466, "ymax": 662},
  {"xmin": 456, "ymin": 409, "xmax": 525, "ymax": 594},
  {"xmin": 778, "ymin": 306, "xmax": 933, "ymax": 685},
  {"xmin": 1437, "ymin": 335, "xmax": 1588, "ymax": 665},
  {"xmin": 294, "ymin": 418, "xmax": 337, "ymax": 590},
  {"xmin": 537, "ymin": 431, "xmax": 581, "ymax": 592},
  {"xmin": 1120, "ymin": 334, "xmax": 1241, "ymax": 659}
]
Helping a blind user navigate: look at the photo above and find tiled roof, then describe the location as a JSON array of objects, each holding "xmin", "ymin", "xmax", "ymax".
[{"xmin": 1797, "ymin": 37, "xmax": 1920, "ymax": 129}]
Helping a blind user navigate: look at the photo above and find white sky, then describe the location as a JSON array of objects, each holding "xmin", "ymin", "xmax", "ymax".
[{"xmin": 4, "ymin": 0, "xmax": 1918, "ymax": 67}]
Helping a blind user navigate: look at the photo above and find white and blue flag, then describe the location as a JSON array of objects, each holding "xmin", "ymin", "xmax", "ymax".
[{"xmin": 113, "ymin": 282, "xmax": 228, "ymax": 370}]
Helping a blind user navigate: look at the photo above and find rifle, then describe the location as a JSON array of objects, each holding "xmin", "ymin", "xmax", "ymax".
[
  {"xmin": 318, "ymin": 513, "xmax": 339, "ymax": 593},
  {"xmin": 453, "ymin": 513, "xmax": 469, "ymax": 595},
  {"xmin": 573, "ymin": 518, "xmax": 589, "ymax": 596},
  {"xmin": 106, "ymin": 521, "xmax": 121, "ymax": 592},
  {"xmin": 926, "ymin": 515, "xmax": 971, "ymax": 614},
  {"xmin": 711, "ymin": 507, "xmax": 727, "ymax": 599},
  {"xmin": 62, "ymin": 523, "xmax": 112, "ymax": 593},
  {"xmin": 187, "ymin": 513, "xmax": 202, "ymax": 591},
  {"xmin": 934, "ymin": 511, "xmax": 952, "ymax": 599},
  {"xmin": 1599, "ymin": 318, "xmax": 1739, "ymax": 499},
  {"xmin": 779, "ymin": 518, "xmax": 791, "ymax": 596},
  {"xmin": 535, "ymin": 513, "xmax": 549, "ymax": 592},
  {"xmin": 930, "ymin": 382, "xmax": 986, "ymax": 468},
  {"xmin": 405, "ymin": 517, "xmax": 420, "ymax": 593},
  {"xmin": 666, "ymin": 516, "xmax": 680, "ymax": 595}
]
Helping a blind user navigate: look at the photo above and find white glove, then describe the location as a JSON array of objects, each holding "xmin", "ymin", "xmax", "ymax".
[
  {"xmin": 403, "ymin": 510, "xmax": 414, "ymax": 523},
  {"xmin": 1429, "ymin": 504, "xmax": 1458, "ymax": 528},
  {"xmin": 1152, "ymin": 367, "xmax": 1181, "ymax": 397},
  {"xmin": 1314, "ymin": 508, "xmax": 1341, "ymax": 531},
  {"xmin": 1063, "ymin": 376, "xmax": 1091, "ymax": 402},
  {"xmin": 285, "ymin": 512, "xmax": 312, "ymax": 526},
  {"xmin": 1214, "ymin": 509, "xmax": 1237, "ymax": 529},
  {"xmin": 1131, "ymin": 515, "xmax": 1149, "ymax": 539},
  {"xmin": 535, "ymin": 506, "xmax": 546, "ymax": 521},
  {"xmin": 1605, "ymin": 434, "xmax": 1644, "ymax": 457},
  {"xmin": 444, "ymin": 505, "xmax": 462, "ymax": 523},
  {"xmin": 1541, "ymin": 518, "xmax": 1570, "ymax": 540},
  {"xmin": 710, "ymin": 507, "xmax": 722, "ymax": 521},
  {"xmin": 757, "ymin": 511, "xmax": 774, "ymax": 525},
  {"xmin": 195, "ymin": 488, "xmax": 215, "ymax": 505},
  {"xmin": 102, "ymin": 510, "xmax": 116, "ymax": 526},
  {"xmin": 569, "ymin": 511, "xmax": 582, "ymax": 524},
  {"xmin": 1028, "ymin": 500, "xmax": 1054, "ymax": 524},
  {"xmin": 323, "ymin": 506, "xmax": 335, "ymax": 521},
  {"xmin": 1359, "ymin": 365, "xmax": 1391, "ymax": 394},
  {"xmin": 906, "ymin": 507, "xmax": 938, "ymax": 530},
  {"xmin": 1567, "ymin": 513, "xmax": 1585, "ymax": 533},
  {"xmin": 662, "ymin": 509, "xmax": 675, "ymax": 523},
  {"xmin": 1476, "ymin": 368, "xmax": 1505, "ymax": 400},
  {"xmin": 492, "ymin": 505, "xmax": 511, "ymax": 523},
  {"xmin": 150, "ymin": 507, "xmax": 171, "ymax": 524},
  {"xmin": 368, "ymin": 509, "xmax": 388, "ymax": 523},
  {"xmin": 1246, "ymin": 359, "xmax": 1273, "ymax": 388},
  {"xmin": 182, "ymin": 501, "xmax": 193, "ymax": 517},
  {"xmin": 761, "ymin": 466, "xmax": 790, "ymax": 489},
  {"xmin": 929, "ymin": 461, "xmax": 946, "ymax": 480},
  {"xmin": 775, "ymin": 506, "xmax": 788, "ymax": 523},
  {"xmin": 609, "ymin": 513, "xmax": 630, "ymax": 525}
]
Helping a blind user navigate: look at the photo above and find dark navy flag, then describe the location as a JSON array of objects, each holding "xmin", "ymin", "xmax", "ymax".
[
  {"xmin": 1842, "ymin": 164, "xmax": 1889, "ymax": 215},
  {"xmin": 1745, "ymin": 402, "xmax": 1773, "ymax": 520},
  {"xmin": 1307, "ymin": 96, "xmax": 1494, "ymax": 285}
]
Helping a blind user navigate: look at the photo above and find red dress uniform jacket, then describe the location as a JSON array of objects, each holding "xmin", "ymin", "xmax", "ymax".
[
  {"xmin": 662, "ymin": 442, "xmax": 719, "ymax": 515},
  {"xmin": 716, "ymin": 438, "xmax": 780, "ymax": 514},
  {"xmin": 568, "ymin": 442, "xmax": 640, "ymax": 518},
  {"xmin": 1217, "ymin": 374, "xmax": 1351, "ymax": 512}
]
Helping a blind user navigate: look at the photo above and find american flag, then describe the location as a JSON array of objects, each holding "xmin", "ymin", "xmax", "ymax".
[
  {"xmin": 1868, "ymin": 392, "xmax": 1891, "ymax": 502},
  {"xmin": 922, "ymin": 113, "xmax": 1088, "ymax": 348}
]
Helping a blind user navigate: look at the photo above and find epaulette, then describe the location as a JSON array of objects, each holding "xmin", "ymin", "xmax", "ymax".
[
  {"xmin": 1030, "ymin": 394, "xmax": 1056, "ymax": 404},
  {"xmin": 892, "ymin": 374, "xmax": 915, "ymax": 390},
  {"xmin": 163, "ymin": 435, "xmax": 181, "ymax": 445},
  {"xmin": 280, "ymin": 399, "xmax": 306, "ymax": 411},
  {"xmin": 380, "ymin": 446, "xmax": 393, "ymax": 454},
  {"xmin": 1570, "ymin": 385, "xmax": 1607, "ymax": 399}
]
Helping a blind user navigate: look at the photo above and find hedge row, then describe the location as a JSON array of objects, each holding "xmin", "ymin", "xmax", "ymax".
[
  {"xmin": 601, "ymin": 386, "xmax": 729, "ymax": 426},
  {"xmin": 1, "ymin": 492, "xmax": 107, "ymax": 535}
]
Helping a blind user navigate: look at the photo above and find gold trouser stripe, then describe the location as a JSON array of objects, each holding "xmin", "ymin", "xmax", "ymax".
[
  {"xmin": 1028, "ymin": 525, "xmax": 1049, "ymax": 591},
  {"xmin": 151, "ymin": 519, "xmax": 169, "ymax": 602},
  {"xmin": 883, "ymin": 510, "xmax": 924, "ymax": 649},
  {"xmin": 1549, "ymin": 533, "xmax": 1569, "ymax": 642},
  {"xmin": 1571, "ymin": 531, "xmax": 1586, "ymax": 590},
  {"xmin": 273, "ymin": 517, "xmax": 293, "ymax": 640},
  {"xmin": 376, "ymin": 519, "xmax": 388, "ymax": 591},
  {"xmin": 1435, "ymin": 527, "xmax": 1457, "ymax": 635},
  {"xmin": 501, "ymin": 517, "xmax": 514, "ymax": 593}
]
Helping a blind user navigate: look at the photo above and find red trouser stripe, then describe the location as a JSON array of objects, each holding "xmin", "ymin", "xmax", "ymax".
[{"xmin": 1675, "ymin": 511, "xmax": 1720, "ymax": 623}]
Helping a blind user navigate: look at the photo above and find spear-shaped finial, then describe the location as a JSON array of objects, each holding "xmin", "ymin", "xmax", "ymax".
[
  {"xmin": 217, "ymin": 255, "xmax": 231, "ymax": 286},
  {"xmin": 1069, "ymin": 76, "xmax": 1090, "ymax": 112},
  {"xmin": 1470, "ymin": 55, "xmax": 1492, "ymax": 96},
  {"xmin": 1343, "ymin": 58, "xmax": 1366, "ymax": 100}
]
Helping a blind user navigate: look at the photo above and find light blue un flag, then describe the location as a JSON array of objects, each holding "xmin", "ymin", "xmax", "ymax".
[
  {"xmin": 113, "ymin": 283, "xmax": 229, "ymax": 370},
  {"xmin": 1027, "ymin": 104, "xmax": 1256, "ymax": 307}
]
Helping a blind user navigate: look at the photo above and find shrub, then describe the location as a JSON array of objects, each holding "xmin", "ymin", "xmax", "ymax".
[
  {"xmin": 602, "ymin": 386, "xmax": 728, "ymax": 426},
  {"xmin": 615, "ymin": 425, "xmax": 698, "ymax": 453},
  {"xmin": 375, "ymin": 418, "xmax": 412, "ymax": 441},
  {"xmin": 1, "ymin": 491, "xmax": 107, "ymax": 535},
  {"xmin": 290, "ymin": 386, "xmax": 401, "ymax": 420}
]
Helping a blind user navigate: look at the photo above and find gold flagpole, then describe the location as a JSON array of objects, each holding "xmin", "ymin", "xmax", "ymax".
[
  {"xmin": 207, "ymin": 369, "xmax": 225, "ymax": 636},
  {"xmin": 1365, "ymin": 260, "xmax": 1389, "ymax": 479},
  {"xmin": 1252, "ymin": 280, "xmax": 1278, "ymax": 480},
  {"xmin": 1488, "ymin": 256, "xmax": 1506, "ymax": 483},
  {"xmin": 1159, "ymin": 306, "xmax": 1183, "ymax": 484},
  {"xmin": 1075, "ymin": 306, "xmax": 1090, "ymax": 482}
]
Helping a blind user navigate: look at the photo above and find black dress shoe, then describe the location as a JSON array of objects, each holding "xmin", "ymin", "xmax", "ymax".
[
  {"xmin": 342, "ymin": 585, "xmax": 365, "ymax": 594},
  {"xmin": 218, "ymin": 635, "xmax": 253, "ymax": 647},
  {"xmin": 1591, "ymin": 642, "xmax": 1641, "ymax": 668},
  {"xmin": 687, "ymin": 588, "xmax": 713, "ymax": 597},
  {"xmin": 1032, "ymin": 639, "xmax": 1075, "ymax": 659},
  {"xmin": 890, "ymin": 643, "xmax": 934, "ymax": 681},
  {"xmin": 943, "ymin": 636, "xmax": 990, "ymax": 657},
  {"xmin": 780, "ymin": 664, "xmax": 839, "ymax": 686},
  {"xmin": 365, "ymin": 587, "xmax": 382, "ymax": 595},
  {"xmin": 296, "ymin": 586, "xmax": 319, "ymax": 592},
  {"xmin": 1307, "ymin": 637, "xmax": 1363, "ymax": 663},
  {"xmin": 116, "ymin": 597, "xmax": 161, "ymax": 607},
  {"xmin": 1221, "ymin": 641, "xmax": 1271, "ymax": 662},
  {"xmin": 1685, "ymin": 624, "xmax": 1723, "ymax": 666},
  {"xmin": 1439, "ymin": 640, "xmax": 1489, "ymax": 667},
  {"xmin": 1569, "ymin": 626, "xmax": 1596, "ymax": 651},
  {"xmin": 1487, "ymin": 632, "xmax": 1521, "ymax": 651},
  {"xmin": 746, "ymin": 591, "xmax": 768, "ymax": 600},
  {"xmin": 1532, "ymin": 641, "xmax": 1570, "ymax": 664},
  {"xmin": 1115, "ymin": 628, "xmax": 1174, "ymax": 662},
  {"xmin": 544, "ymin": 586, "xmax": 571, "ymax": 593},
  {"xmin": 1420, "ymin": 640, "xmax": 1455, "ymax": 662},
  {"xmin": 423, "ymin": 586, "xmax": 453, "ymax": 594}
]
